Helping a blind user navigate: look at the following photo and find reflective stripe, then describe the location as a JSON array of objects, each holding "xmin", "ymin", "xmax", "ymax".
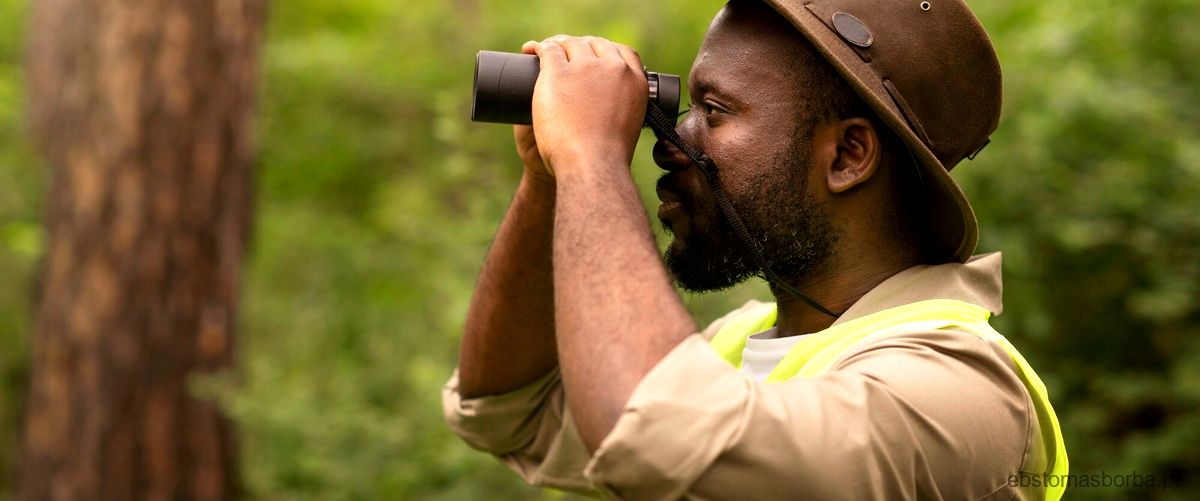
[
  {"xmin": 708, "ymin": 299, "xmax": 1068, "ymax": 501},
  {"xmin": 709, "ymin": 301, "xmax": 777, "ymax": 368}
]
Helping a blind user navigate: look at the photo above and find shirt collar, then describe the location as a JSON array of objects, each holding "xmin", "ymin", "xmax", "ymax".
[{"xmin": 830, "ymin": 252, "xmax": 1004, "ymax": 326}]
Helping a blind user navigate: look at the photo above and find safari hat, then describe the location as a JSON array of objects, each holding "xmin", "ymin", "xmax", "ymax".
[{"xmin": 761, "ymin": 0, "xmax": 1002, "ymax": 262}]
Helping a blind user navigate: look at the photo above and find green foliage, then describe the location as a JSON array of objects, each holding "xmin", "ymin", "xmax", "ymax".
[
  {"xmin": 211, "ymin": 2, "xmax": 757, "ymax": 497},
  {"xmin": 1, "ymin": 0, "xmax": 1198, "ymax": 499},
  {"xmin": 0, "ymin": 0, "xmax": 39, "ymax": 495},
  {"xmin": 964, "ymin": 1, "xmax": 1200, "ymax": 498}
]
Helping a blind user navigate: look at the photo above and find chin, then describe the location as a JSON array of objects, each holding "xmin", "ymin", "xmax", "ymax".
[{"xmin": 662, "ymin": 237, "xmax": 750, "ymax": 294}]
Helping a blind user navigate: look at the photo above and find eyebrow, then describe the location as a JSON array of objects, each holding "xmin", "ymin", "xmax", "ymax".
[{"xmin": 690, "ymin": 73, "xmax": 747, "ymax": 111}]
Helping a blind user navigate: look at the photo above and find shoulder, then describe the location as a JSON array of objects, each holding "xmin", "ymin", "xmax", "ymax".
[{"xmin": 830, "ymin": 327, "xmax": 1035, "ymax": 498}]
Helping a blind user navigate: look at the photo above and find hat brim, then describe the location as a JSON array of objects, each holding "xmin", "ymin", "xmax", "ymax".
[{"xmin": 762, "ymin": 0, "xmax": 978, "ymax": 263}]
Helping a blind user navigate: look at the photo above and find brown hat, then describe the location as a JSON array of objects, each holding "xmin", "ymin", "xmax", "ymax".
[{"xmin": 761, "ymin": 0, "xmax": 1002, "ymax": 263}]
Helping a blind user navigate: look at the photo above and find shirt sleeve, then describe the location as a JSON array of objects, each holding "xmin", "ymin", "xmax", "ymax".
[
  {"xmin": 442, "ymin": 368, "xmax": 599, "ymax": 495},
  {"xmin": 440, "ymin": 300, "xmax": 769, "ymax": 496},
  {"xmin": 582, "ymin": 330, "xmax": 1035, "ymax": 500}
]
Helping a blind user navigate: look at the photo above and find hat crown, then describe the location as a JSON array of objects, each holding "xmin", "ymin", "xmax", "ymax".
[{"xmin": 804, "ymin": 0, "xmax": 1002, "ymax": 170}]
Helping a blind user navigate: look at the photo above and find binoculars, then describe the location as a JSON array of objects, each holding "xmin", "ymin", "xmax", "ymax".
[{"xmin": 471, "ymin": 50, "xmax": 681, "ymax": 126}]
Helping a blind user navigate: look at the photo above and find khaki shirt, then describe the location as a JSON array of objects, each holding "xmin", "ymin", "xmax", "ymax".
[{"xmin": 443, "ymin": 253, "xmax": 1046, "ymax": 499}]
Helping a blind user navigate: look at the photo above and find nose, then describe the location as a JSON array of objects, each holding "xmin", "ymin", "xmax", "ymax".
[
  {"xmin": 652, "ymin": 115, "xmax": 700, "ymax": 173},
  {"xmin": 652, "ymin": 138, "xmax": 690, "ymax": 173}
]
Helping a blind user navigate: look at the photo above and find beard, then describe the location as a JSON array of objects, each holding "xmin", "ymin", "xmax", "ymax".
[{"xmin": 661, "ymin": 128, "xmax": 838, "ymax": 293}]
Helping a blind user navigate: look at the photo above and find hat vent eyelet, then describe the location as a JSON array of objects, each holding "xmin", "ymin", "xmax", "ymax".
[{"xmin": 920, "ymin": 2, "xmax": 931, "ymax": 10}]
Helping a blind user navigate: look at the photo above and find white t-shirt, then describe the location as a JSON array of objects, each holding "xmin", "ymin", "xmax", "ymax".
[{"xmin": 739, "ymin": 328, "xmax": 808, "ymax": 382}]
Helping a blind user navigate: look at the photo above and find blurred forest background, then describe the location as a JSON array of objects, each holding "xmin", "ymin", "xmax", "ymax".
[{"xmin": 0, "ymin": 0, "xmax": 1197, "ymax": 499}]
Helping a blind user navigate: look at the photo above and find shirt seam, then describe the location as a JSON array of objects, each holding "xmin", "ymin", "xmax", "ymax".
[
  {"xmin": 946, "ymin": 332, "xmax": 1038, "ymax": 480},
  {"xmin": 971, "ymin": 334, "xmax": 1038, "ymax": 480},
  {"xmin": 978, "ymin": 478, "xmax": 1017, "ymax": 500},
  {"xmin": 1015, "ymin": 371, "xmax": 1037, "ymax": 474}
]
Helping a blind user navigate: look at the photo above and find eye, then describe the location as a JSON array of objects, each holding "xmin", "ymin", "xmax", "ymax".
[
  {"xmin": 701, "ymin": 99, "xmax": 728, "ymax": 116},
  {"xmin": 686, "ymin": 101, "xmax": 722, "ymax": 116}
]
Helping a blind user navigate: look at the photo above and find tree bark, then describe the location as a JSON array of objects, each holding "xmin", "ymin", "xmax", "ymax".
[{"xmin": 20, "ymin": 0, "xmax": 265, "ymax": 499}]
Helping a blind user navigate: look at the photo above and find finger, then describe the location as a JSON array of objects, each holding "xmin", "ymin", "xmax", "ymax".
[
  {"xmin": 614, "ymin": 43, "xmax": 645, "ymax": 74},
  {"xmin": 544, "ymin": 35, "xmax": 596, "ymax": 61},
  {"xmin": 584, "ymin": 36, "xmax": 617, "ymax": 58},
  {"xmin": 533, "ymin": 40, "xmax": 567, "ymax": 68},
  {"xmin": 520, "ymin": 40, "xmax": 538, "ymax": 55}
]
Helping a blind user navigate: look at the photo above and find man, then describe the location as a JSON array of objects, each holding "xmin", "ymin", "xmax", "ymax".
[{"xmin": 444, "ymin": 0, "xmax": 1067, "ymax": 499}]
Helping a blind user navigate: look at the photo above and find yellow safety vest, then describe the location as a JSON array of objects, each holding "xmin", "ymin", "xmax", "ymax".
[{"xmin": 708, "ymin": 299, "xmax": 1069, "ymax": 501}]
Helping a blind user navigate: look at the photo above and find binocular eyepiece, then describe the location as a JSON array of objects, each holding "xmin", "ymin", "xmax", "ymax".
[{"xmin": 471, "ymin": 50, "xmax": 680, "ymax": 126}]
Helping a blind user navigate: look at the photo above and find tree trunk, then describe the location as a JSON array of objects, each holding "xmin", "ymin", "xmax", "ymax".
[{"xmin": 20, "ymin": 0, "xmax": 265, "ymax": 499}]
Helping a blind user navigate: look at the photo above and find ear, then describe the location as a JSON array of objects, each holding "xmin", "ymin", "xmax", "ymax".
[{"xmin": 824, "ymin": 117, "xmax": 880, "ymax": 194}]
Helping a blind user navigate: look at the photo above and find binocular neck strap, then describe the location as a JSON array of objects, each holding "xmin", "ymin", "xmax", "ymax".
[{"xmin": 643, "ymin": 104, "xmax": 843, "ymax": 320}]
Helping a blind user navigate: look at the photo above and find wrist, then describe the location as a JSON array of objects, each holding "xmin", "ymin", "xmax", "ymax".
[
  {"xmin": 519, "ymin": 170, "xmax": 557, "ymax": 202},
  {"xmin": 548, "ymin": 144, "xmax": 634, "ymax": 181}
]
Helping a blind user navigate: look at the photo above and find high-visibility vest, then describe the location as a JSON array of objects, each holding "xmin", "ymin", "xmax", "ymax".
[{"xmin": 708, "ymin": 299, "xmax": 1069, "ymax": 501}]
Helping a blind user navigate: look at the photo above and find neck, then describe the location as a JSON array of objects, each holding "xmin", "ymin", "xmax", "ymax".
[{"xmin": 771, "ymin": 239, "xmax": 923, "ymax": 337}]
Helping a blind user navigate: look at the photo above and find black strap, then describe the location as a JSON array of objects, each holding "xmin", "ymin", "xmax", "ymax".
[{"xmin": 644, "ymin": 103, "xmax": 842, "ymax": 319}]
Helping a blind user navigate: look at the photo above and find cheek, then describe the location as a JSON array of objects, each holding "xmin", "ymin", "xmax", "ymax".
[
  {"xmin": 678, "ymin": 166, "xmax": 712, "ymax": 215},
  {"xmin": 705, "ymin": 124, "xmax": 783, "ymax": 197},
  {"xmin": 702, "ymin": 121, "xmax": 756, "ymax": 164}
]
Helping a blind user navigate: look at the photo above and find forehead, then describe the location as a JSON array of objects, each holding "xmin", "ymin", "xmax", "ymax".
[{"xmin": 690, "ymin": 3, "xmax": 806, "ymax": 98}]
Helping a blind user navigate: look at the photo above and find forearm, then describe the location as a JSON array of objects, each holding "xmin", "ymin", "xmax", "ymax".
[
  {"xmin": 457, "ymin": 173, "xmax": 558, "ymax": 398},
  {"xmin": 552, "ymin": 161, "xmax": 696, "ymax": 451}
]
